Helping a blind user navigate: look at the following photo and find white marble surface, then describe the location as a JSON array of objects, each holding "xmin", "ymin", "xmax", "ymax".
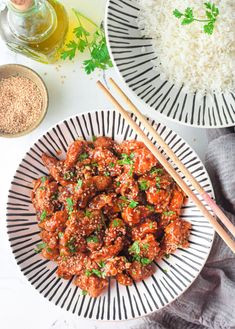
[{"xmin": 0, "ymin": 1, "xmax": 209, "ymax": 328}]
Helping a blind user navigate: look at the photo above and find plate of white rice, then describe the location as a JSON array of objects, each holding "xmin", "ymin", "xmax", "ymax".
[{"xmin": 105, "ymin": 0, "xmax": 235, "ymax": 127}]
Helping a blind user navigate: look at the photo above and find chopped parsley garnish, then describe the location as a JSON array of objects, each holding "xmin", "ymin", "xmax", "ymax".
[
  {"xmin": 129, "ymin": 241, "xmax": 140, "ymax": 255},
  {"xmin": 118, "ymin": 153, "xmax": 134, "ymax": 165},
  {"xmin": 67, "ymin": 237, "xmax": 77, "ymax": 253},
  {"xmin": 109, "ymin": 162, "xmax": 115, "ymax": 168},
  {"xmin": 98, "ymin": 260, "xmax": 105, "ymax": 268},
  {"xmin": 112, "ymin": 219, "xmax": 122, "ymax": 228},
  {"xmin": 142, "ymin": 243, "xmax": 149, "ymax": 250},
  {"xmin": 163, "ymin": 211, "xmax": 176, "ymax": 216},
  {"xmin": 40, "ymin": 209, "xmax": 47, "ymax": 222},
  {"xmin": 85, "ymin": 268, "xmax": 105, "ymax": 278},
  {"xmin": 63, "ymin": 171, "xmax": 75, "ymax": 180},
  {"xmin": 86, "ymin": 235, "xmax": 99, "ymax": 243},
  {"xmin": 140, "ymin": 257, "xmax": 152, "ymax": 265},
  {"xmin": 116, "ymin": 181, "xmax": 121, "ymax": 187},
  {"xmin": 156, "ymin": 177, "xmax": 161, "ymax": 188},
  {"xmin": 41, "ymin": 176, "xmax": 47, "ymax": 183},
  {"xmin": 149, "ymin": 222, "xmax": 153, "ymax": 229},
  {"xmin": 150, "ymin": 167, "xmax": 163, "ymax": 175},
  {"xmin": 104, "ymin": 171, "xmax": 110, "ymax": 176},
  {"xmin": 139, "ymin": 180, "xmax": 149, "ymax": 191},
  {"xmin": 163, "ymin": 269, "xmax": 168, "ymax": 273},
  {"xmin": 77, "ymin": 179, "xmax": 83, "ymax": 188},
  {"xmin": 39, "ymin": 186, "xmax": 45, "ymax": 190},
  {"xmin": 34, "ymin": 242, "xmax": 47, "ymax": 253},
  {"xmin": 66, "ymin": 198, "xmax": 74, "ymax": 213},
  {"xmin": 81, "ymin": 290, "xmax": 87, "ymax": 295},
  {"xmin": 79, "ymin": 152, "xmax": 88, "ymax": 161},
  {"xmin": 92, "ymin": 135, "xmax": 97, "ymax": 142},
  {"xmin": 128, "ymin": 164, "xmax": 134, "ymax": 177},
  {"xmin": 129, "ymin": 200, "xmax": 139, "ymax": 209},
  {"xmin": 92, "ymin": 162, "xmax": 98, "ymax": 167},
  {"xmin": 84, "ymin": 210, "xmax": 92, "ymax": 218},
  {"xmin": 146, "ymin": 205, "xmax": 155, "ymax": 211},
  {"xmin": 58, "ymin": 232, "xmax": 64, "ymax": 239}
]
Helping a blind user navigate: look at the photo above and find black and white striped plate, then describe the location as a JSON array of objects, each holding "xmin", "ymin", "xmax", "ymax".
[
  {"xmin": 7, "ymin": 109, "xmax": 214, "ymax": 320},
  {"xmin": 105, "ymin": 0, "xmax": 235, "ymax": 128}
]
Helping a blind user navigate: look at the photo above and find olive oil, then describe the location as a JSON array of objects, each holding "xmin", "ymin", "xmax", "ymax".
[{"xmin": 0, "ymin": 0, "xmax": 69, "ymax": 63}]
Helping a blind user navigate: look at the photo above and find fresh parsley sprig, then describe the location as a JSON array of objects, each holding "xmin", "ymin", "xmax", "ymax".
[
  {"xmin": 173, "ymin": 2, "xmax": 219, "ymax": 35},
  {"xmin": 61, "ymin": 9, "xmax": 113, "ymax": 74}
]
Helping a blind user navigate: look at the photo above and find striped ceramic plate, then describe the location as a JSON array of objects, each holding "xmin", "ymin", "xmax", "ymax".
[
  {"xmin": 7, "ymin": 109, "xmax": 214, "ymax": 320},
  {"xmin": 105, "ymin": 0, "xmax": 235, "ymax": 128}
]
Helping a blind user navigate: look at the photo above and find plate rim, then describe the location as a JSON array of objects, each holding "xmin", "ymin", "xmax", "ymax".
[
  {"xmin": 105, "ymin": 0, "xmax": 235, "ymax": 129},
  {"xmin": 6, "ymin": 108, "xmax": 216, "ymax": 320}
]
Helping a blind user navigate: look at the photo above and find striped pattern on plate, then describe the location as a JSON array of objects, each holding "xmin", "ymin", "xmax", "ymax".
[
  {"xmin": 105, "ymin": 0, "xmax": 235, "ymax": 128},
  {"xmin": 7, "ymin": 109, "xmax": 214, "ymax": 320}
]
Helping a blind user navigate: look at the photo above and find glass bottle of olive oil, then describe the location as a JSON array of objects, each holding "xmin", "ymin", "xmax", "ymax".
[{"xmin": 0, "ymin": 0, "xmax": 68, "ymax": 63}]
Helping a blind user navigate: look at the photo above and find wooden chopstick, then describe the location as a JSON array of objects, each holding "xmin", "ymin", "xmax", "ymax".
[{"xmin": 97, "ymin": 79, "xmax": 235, "ymax": 254}]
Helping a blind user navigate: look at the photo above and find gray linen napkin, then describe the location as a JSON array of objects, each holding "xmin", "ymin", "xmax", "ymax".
[{"xmin": 134, "ymin": 128, "xmax": 235, "ymax": 329}]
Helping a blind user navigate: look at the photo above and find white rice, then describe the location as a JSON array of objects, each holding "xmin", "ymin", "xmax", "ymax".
[{"xmin": 137, "ymin": 0, "xmax": 235, "ymax": 94}]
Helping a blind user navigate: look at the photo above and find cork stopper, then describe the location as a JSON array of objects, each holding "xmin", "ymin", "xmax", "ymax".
[{"xmin": 10, "ymin": 0, "xmax": 34, "ymax": 11}]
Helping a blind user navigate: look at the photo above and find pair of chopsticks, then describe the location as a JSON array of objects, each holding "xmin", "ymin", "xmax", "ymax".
[{"xmin": 97, "ymin": 78, "xmax": 235, "ymax": 254}]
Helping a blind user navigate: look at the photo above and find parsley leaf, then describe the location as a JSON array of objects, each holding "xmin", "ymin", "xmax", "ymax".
[
  {"xmin": 118, "ymin": 153, "xmax": 134, "ymax": 165},
  {"xmin": 66, "ymin": 198, "xmax": 74, "ymax": 213},
  {"xmin": 61, "ymin": 9, "xmax": 113, "ymax": 74},
  {"xmin": 77, "ymin": 179, "xmax": 83, "ymax": 188},
  {"xmin": 129, "ymin": 200, "xmax": 139, "ymax": 209},
  {"xmin": 40, "ymin": 209, "xmax": 47, "ymax": 222},
  {"xmin": 129, "ymin": 241, "xmax": 141, "ymax": 255},
  {"xmin": 41, "ymin": 176, "xmax": 47, "ymax": 183},
  {"xmin": 112, "ymin": 219, "xmax": 122, "ymax": 228},
  {"xmin": 139, "ymin": 180, "xmax": 149, "ymax": 191},
  {"xmin": 79, "ymin": 152, "xmax": 88, "ymax": 161},
  {"xmin": 173, "ymin": 2, "xmax": 219, "ymax": 35},
  {"xmin": 86, "ymin": 235, "xmax": 99, "ymax": 243},
  {"xmin": 34, "ymin": 242, "xmax": 47, "ymax": 253},
  {"xmin": 84, "ymin": 210, "xmax": 92, "ymax": 218},
  {"xmin": 81, "ymin": 290, "xmax": 87, "ymax": 295},
  {"xmin": 66, "ymin": 237, "xmax": 77, "ymax": 253},
  {"xmin": 163, "ymin": 211, "xmax": 176, "ymax": 216}
]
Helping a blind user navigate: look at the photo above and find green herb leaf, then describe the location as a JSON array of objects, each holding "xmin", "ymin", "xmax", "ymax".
[
  {"xmin": 79, "ymin": 152, "xmax": 88, "ymax": 161},
  {"xmin": 129, "ymin": 241, "xmax": 141, "ymax": 255},
  {"xmin": 77, "ymin": 179, "xmax": 83, "ymax": 188},
  {"xmin": 112, "ymin": 219, "xmax": 122, "ymax": 228},
  {"xmin": 129, "ymin": 200, "xmax": 139, "ymax": 209},
  {"xmin": 139, "ymin": 180, "xmax": 149, "ymax": 191},
  {"xmin": 84, "ymin": 210, "xmax": 92, "ymax": 218},
  {"xmin": 163, "ymin": 211, "xmax": 176, "ymax": 216},
  {"xmin": 155, "ymin": 176, "xmax": 161, "ymax": 188},
  {"xmin": 118, "ymin": 153, "xmax": 134, "ymax": 165},
  {"xmin": 98, "ymin": 260, "xmax": 105, "ymax": 268},
  {"xmin": 58, "ymin": 232, "xmax": 64, "ymax": 239},
  {"xmin": 41, "ymin": 176, "xmax": 47, "ymax": 183},
  {"xmin": 104, "ymin": 171, "xmax": 110, "ymax": 176},
  {"xmin": 109, "ymin": 162, "xmax": 115, "ymax": 168},
  {"xmin": 66, "ymin": 198, "xmax": 74, "ymax": 213},
  {"xmin": 173, "ymin": 9, "xmax": 183, "ymax": 18},
  {"xmin": 67, "ymin": 237, "xmax": 77, "ymax": 253},
  {"xmin": 81, "ymin": 290, "xmax": 87, "ymax": 295},
  {"xmin": 92, "ymin": 135, "xmax": 97, "ymax": 142},
  {"xmin": 34, "ymin": 242, "xmax": 47, "ymax": 253},
  {"xmin": 173, "ymin": 2, "xmax": 219, "ymax": 35},
  {"xmin": 140, "ymin": 257, "xmax": 152, "ymax": 265},
  {"xmin": 86, "ymin": 235, "xmax": 99, "ymax": 243},
  {"xmin": 40, "ymin": 209, "xmax": 47, "ymax": 222}
]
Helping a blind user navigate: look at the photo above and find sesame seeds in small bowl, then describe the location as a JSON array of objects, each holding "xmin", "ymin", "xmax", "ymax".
[{"xmin": 0, "ymin": 64, "xmax": 48, "ymax": 138}]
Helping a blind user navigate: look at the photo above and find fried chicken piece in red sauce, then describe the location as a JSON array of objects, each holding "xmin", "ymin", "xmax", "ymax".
[
  {"xmin": 122, "ymin": 205, "xmax": 153, "ymax": 226},
  {"xmin": 104, "ymin": 256, "xmax": 131, "ymax": 276},
  {"xmin": 32, "ymin": 178, "xmax": 58, "ymax": 216},
  {"xmin": 33, "ymin": 137, "xmax": 190, "ymax": 297},
  {"xmin": 74, "ymin": 274, "xmax": 108, "ymax": 298},
  {"xmin": 64, "ymin": 140, "xmax": 84, "ymax": 169},
  {"xmin": 161, "ymin": 218, "xmax": 191, "ymax": 254},
  {"xmin": 128, "ymin": 261, "xmax": 154, "ymax": 282},
  {"xmin": 131, "ymin": 219, "xmax": 158, "ymax": 240},
  {"xmin": 57, "ymin": 253, "xmax": 89, "ymax": 279},
  {"xmin": 39, "ymin": 210, "xmax": 67, "ymax": 232}
]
